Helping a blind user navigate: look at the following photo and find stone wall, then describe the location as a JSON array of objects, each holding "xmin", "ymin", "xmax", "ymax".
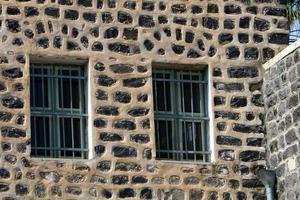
[
  {"xmin": 263, "ymin": 41, "xmax": 300, "ymax": 200},
  {"xmin": 0, "ymin": 0, "xmax": 288, "ymax": 199}
]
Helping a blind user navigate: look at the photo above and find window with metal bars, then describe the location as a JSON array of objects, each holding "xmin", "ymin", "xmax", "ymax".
[
  {"xmin": 30, "ymin": 64, "xmax": 88, "ymax": 159},
  {"xmin": 153, "ymin": 68, "xmax": 210, "ymax": 162}
]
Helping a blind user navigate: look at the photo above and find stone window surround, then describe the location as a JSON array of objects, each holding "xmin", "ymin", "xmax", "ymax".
[{"xmin": 26, "ymin": 53, "xmax": 215, "ymax": 165}]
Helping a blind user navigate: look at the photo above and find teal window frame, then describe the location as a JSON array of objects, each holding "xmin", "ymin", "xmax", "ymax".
[
  {"xmin": 30, "ymin": 64, "xmax": 88, "ymax": 159},
  {"xmin": 153, "ymin": 68, "xmax": 210, "ymax": 162}
]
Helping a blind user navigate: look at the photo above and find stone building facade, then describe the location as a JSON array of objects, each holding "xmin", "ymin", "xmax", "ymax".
[
  {"xmin": 0, "ymin": 0, "xmax": 289, "ymax": 199},
  {"xmin": 263, "ymin": 42, "xmax": 300, "ymax": 200}
]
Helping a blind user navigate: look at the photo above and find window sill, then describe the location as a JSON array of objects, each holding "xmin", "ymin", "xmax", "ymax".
[{"xmin": 155, "ymin": 159, "xmax": 213, "ymax": 166}]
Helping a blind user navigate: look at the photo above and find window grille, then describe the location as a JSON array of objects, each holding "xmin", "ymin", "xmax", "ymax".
[
  {"xmin": 30, "ymin": 64, "xmax": 88, "ymax": 159},
  {"xmin": 153, "ymin": 68, "xmax": 210, "ymax": 162}
]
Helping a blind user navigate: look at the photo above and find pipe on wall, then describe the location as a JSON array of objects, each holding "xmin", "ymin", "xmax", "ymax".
[{"xmin": 257, "ymin": 168, "xmax": 276, "ymax": 200}]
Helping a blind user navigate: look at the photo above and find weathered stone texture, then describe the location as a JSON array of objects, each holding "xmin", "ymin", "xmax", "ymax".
[
  {"xmin": 263, "ymin": 46, "xmax": 300, "ymax": 200},
  {"xmin": 0, "ymin": 0, "xmax": 288, "ymax": 199}
]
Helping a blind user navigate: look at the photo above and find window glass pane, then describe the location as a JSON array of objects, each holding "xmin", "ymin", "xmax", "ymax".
[{"xmin": 192, "ymin": 83, "xmax": 200, "ymax": 113}]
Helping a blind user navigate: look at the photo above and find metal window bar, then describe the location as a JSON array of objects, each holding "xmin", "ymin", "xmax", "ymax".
[
  {"xmin": 30, "ymin": 64, "xmax": 88, "ymax": 159},
  {"xmin": 153, "ymin": 68, "xmax": 210, "ymax": 162}
]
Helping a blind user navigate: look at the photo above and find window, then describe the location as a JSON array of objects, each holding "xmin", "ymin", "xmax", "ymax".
[
  {"xmin": 153, "ymin": 68, "xmax": 210, "ymax": 162},
  {"xmin": 30, "ymin": 64, "xmax": 88, "ymax": 159}
]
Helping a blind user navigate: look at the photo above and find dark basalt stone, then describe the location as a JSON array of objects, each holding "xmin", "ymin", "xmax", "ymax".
[
  {"xmin": 144, "ymin": 39, "xmax": 154, "ymax": 51},
  {"xmin": 192, "ymin": 5, "xmax": 203, "ymax": 14},
  {"xmin": 202, "ymin": 17, "xmax": 219, "ymax": 29},
  {"xmin": 176, "ymin": 29, "xmax": 182, "ymax": 40},
  {"xmin": 45, "ymin": 7, "xmax": 59, "ymax": 18},
  {"xmin": 214, "ymin": 82, "xmax": 244, "ymax": 91},
  {"xmin": 229, "ymin": 179, "xmax": 240, "ymax": 189},
  {"xmin": 224, "ymin": 19, "xmax": 234, "ymax": 29},
  {"xmin": 113, "ymin": 146, "xmax": 137, "ymax": 157},
  {"xmin": 124, "ymin": 1, "xmax": 136, "ymax": 10},
  {"xmin": 90, "ymin": 175, "xmax": 106, "ymax": 183},
  {"xmin": 247, "ymin": 6, "xmax": 257, "ymax": 14},
  {"xmin": 139, "ymin": 15, "xmax": 155, "ymax": 27},
  {"xmin": 141, "ymin": 118, "xmax": 150, "ymax": 129},
  {"xmin": 215, "ymin": 111, "xmax": 240, "ymax": 120},
  {"xmin": 208, "ymin": 4, "xmax": 218, "ymax": 13},
  {"xmin": 94, "ymin": 62, "xmax": 105, "ymax": 71},
  {"xmin": 108, "ymin": 43, "xmax": 140, "ymax": 55},
  {"xmin": 0, "ymin": 82, "xmax": 6, "ymax": 91},
  {"xmin": 251, "ymin": 94, "xmax": 264, "ymax": 107},
  {"xmin": 102, "ymin": 189, "xmax": 112, "ymax": 198},
  {"xmin": 218, "ymin": 33, "xmax": 233, "ymax": 44},
  {"xmin": 78, "ymin": 0, "xmax": 92, "ymax": 7},
  {"xmin": 234, "ymin": 165, "xmax": 249, "ymax": 175},
  {"xmin": 203, "ymin": 177, "xmax": 225, "ymax": 187},
  {"xmin": 158, "ymin": 16, "xmax": 168, "ymax": 24},
  {"xmin": 247, "ymin": 138, "xmax": 263, "ymax": 146},
  {"xmin": 25, "ymin": 7, "xmax": 39, "ymax": 17},
  {"xmin": 114, "ymin": 120, "xmax": 136, "ymax": 130},
  {"xmin": 119, "ymin": 188, "xmax": 135, "ymax": 198},
  {"xmin": 231, "ymin": 96, "xmax": 247, "ymax": 108},
  {"xmin": 16, "ymin": 142, "xmax": 27, "ymax": 153},
  {"xmin": 0, "ymin": 168, "xmax": 10, "ymax": 179},
  {"xmin": 3, "ymin": 68, "xmax": 23, "ymax": 79},
  {"xmin": 4, "ymin": 154, "xmax": 17, "ymax": 164},
  {"xmin": 100, "ymin": 132, "xmax": 122, "ymax": 141},
  {"xmin": 142, "ymin": 2, "xmax": 155, "ymax": 11},
  {"xmin": 115, "ymin": 162, "xmax": 142, "ymax": 172},
  {"xmin": 172, "ymin": 4, "xmax": 186, "ymax": 13},
  {"xmin": 50, "ymin": 186, "xmax": 62, "ymax": 196},
  {"xmin": 163, "ymin": 28, "xmax": 171, "ymax": 37},
  {"xmin": 7, "ymin": 7, "xmax": 20, "ymax": 15},
  {"xmin": 123, "ymin": 28, "xmax": 138, "ymax": 40},
  {"xmin": 97, "ymin": 0, "xmax": 103, "ymax": 8},
  {"xmin": 242, "ymin": 179, "xmax": 264, "ymax": 188},
  {"xmin": 83, "ymin": 12, "xmax": 96, "ymax": 22},
  {"xmin": 254, "ymin": 18, "xmax": 270, "ymax": 31},
  {"xmin": 92, "ymin": 41, "xmax": 103, "ymax": 51},
  {"xmin": 6, "ymin": 19, "xmax": 21, "ymax": 33},
  {"xmin": 172, "ymin": 44, "xmax": 185, "ymax": 54},
  {"xmin": 16, "ymin": 55, "xmax": 25, "ymax": 64},
  {"xmin": 114, "ymin": 91, "xmax": 131, "ymax": 103},
  {"xmin": 225, "ymin": 5, "xmax": 241, "ymax": 14},
  {"xmin": 214, "ymin": 96, "xmax": 225, "ymax": 106},
  {"xmin": 226, "ymin": 46, "xmax": 240, "ymax": 59},
  {"xmin": 1, "ymin": 142, "xmax": 11, "ymax": 151},
  {"xmin": 263, "ymin": 47, "xmax": 275, "ymax": 59},
  {"xmin": 249, "ymin": 81, "xmax": 262, "ymax": 92},
  {"xmin": 95, "ymin": 89, "xmax": 108, "ymax": 100},
  {"xmin": 173, "ymin": 17, "xmax": 187, "ymax": 25},
  {"xmin": 80, "ymin": 36, "xmax": 88, "ymax": 48},
  {"xmin": 58, "ymin": 0, "xmax": 72, "ymax": 5},
  {"xmin": 97, "ymin": 75, "xmax": 116, "ymax": 86},
  {"xmin": 217, "ymin": 135, "xmax": 242, "ymax": 146},
  {"xmin": 190, "ymin": 189, "xmax": 204, "ymax": 200},
  {"xmin": 184, "ymin": 176, "xmax": 200, "ymax": 185},
  {"xmin": 95, "ymin": 145, "xmax": 105, "ymax": 155},
  {"xmin": 143, "ymin": 148, "xmax": 152, "ymax": 159},
  {"xmin": 233, "ymin": 123, "xmax": 264, "ymax": 133},
  {"xmin": 110, "ymin": 64, "xmax": 133, "ymax": 73},
  {"xmin": 0, "ymin": 112, "xmax": 12, "ymax": 122},
  {"xmin": 132, "ymin": 175, "xmax": 148, "ymax": 184},
  {"xmin": 128, "ymin": 108, "xmax": 149, "ymax": 117},
  {"xmin": 140, "ymin": 188, "xmax": 152, "ymax": 199},
  {"xmin": 213, "ymin": 68, "xmax": 222, "ymax": 76},
  {"xmin": 238, "ymin": 33, "xmax": 249, "ymax": 43},
  {"xmin": 65, "ymin": 10, "xmax": 79, "ymax": 20},
  {"xmin": 218, "ymin": 149, "xmax": 234, "ymax": 161},
  {"xmin": 67, "ymin": 41, "xmax": 80, "ymax": 51},
  {"xmin": 0, "ymin": 183, "xmax": 9, "ymax": 192},
  {"xmin": 185, "ymin": 32, "xmax": 194, "ymax": 43},
  {"xmin": 53, "ymin": 36, "xmax": 61, "ymax": 48},
  {"xmin": 228, "ymin": 66, "xmax": 258, "ymax": 78},
  {"xmin": 16, "ymin": 184, "xmax": 29, "ymax": 196},
  {"xmin": 96, "ymin": 106, "xmax": 119, "ymax": 116},
  {"xmin": 263, "ymin": 7, "xmax": 287, "ymax": 16},
  {"xmin": 35, "ymin": 184, "xmax": 46, "ymax": 198},
  {"xmin": 187, "ymin": 49, "xmax": 201, "ymax": 58},
  {"xmin": 268, "ymin": 33, "xmax": 289, "ymax": 44},
  {"xmin": 102, "ymin": 12, "xmax": 113, "ymax": 23},
  {"xmin": 239, "ymin": 17, "xmax": 250, "ymax": 29},
  {"xmin": 157, "ymin": 48, "xmax": 165, "ymax": 55},
  {"xmin": 2, "ymin": 96, "xmax": 23, "ymax": 109},
  {"xmin": 36, "ymin": 22, "xmax": 45, "ymax": 34},
  {"xmin": 94, "ymin": 118, "xmax": 107, "ymax": 128},
  {"xmin": 108, "ymin": 0, "xmax": 116, "ymax": 8},
  {"xmin": 137, "ymin": 66, "xmax": 147, "ymax": 73},
  {"xmin": 208, "ymin": 46, "xmax": 217, "ymax": 57},
  {"xmin": 138, "ymin": 94, "xmax": 148, "ymax": 102},
  {"xmin": 130, "ymin": 134, "xmax": 150, "ymax": 144},
  {"xmin": 65, "ymin": 186, "xmax": 82, "ymax": 195},
  {"xmin": 118, "ymin": 11, "xmax": 132, "ymax": 24},
  {"xmin": 12, "ymin": 38, "xmax": 23, "ymax": 46},
  {"xmin": 96, "ymin": 160, "xmax": 111, "ymax": 171},
  {"xmin": 123, "ymin": 78, "xmax": 147, "ymax": 88}
]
